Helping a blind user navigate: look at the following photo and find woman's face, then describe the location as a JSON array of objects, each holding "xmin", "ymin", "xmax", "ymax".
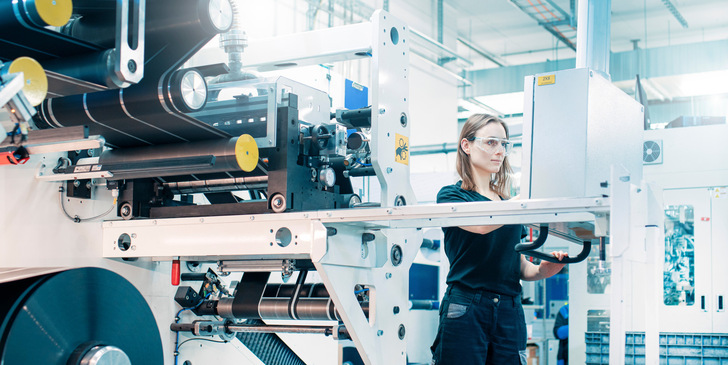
[{"xmin": 461, "ymin": 122, "xmax": 507, "ymax": 175}]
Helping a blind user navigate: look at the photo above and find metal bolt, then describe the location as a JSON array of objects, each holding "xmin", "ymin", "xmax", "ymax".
[
  {"xmin": 128, "ymin": 60, "xmax": 137, "ymax": 72},
  {"xmin": 73, "ymin": 180, "xmax": 81, "ymax": 188},
  {"xmin": 131, "ymin": 233, "xmax": 137, "ymax": 239},
  {"xmin": 393, "ymin": 306, "xmax": 400, "ymax": 314},
  {"xmin": 379, "ymin": 108, "xmax": 385, "ymax": 115},
  {"xmin": 131, "ymin": 245, "xmax": 136, "ymax": 250},
  {"xmin": 385, "ymin": 272, "xmax": 392, "ymax": 279},
  {"xmin": 87, "ymin": 149, "xmax": 95, "ymax": 156},
  {"xmin": 86, "ymin": 181, "xmax": 92, "ymax": 189},
  {"xmin": 377, "ymin": 330, "xmax": 384, "ymax": 336},
  {"xmin": 200, "ymin": 218, "xmax": 205, "ymax": 223},
  {"xmin": 386, "ymin": 167, "xmax": 393, "ymax": 174},
  {"xmin": 120, "ymin": 205, "xmax": 130, "ymax": 216},
  {"xmin": 250, "ymin": 216, "xmax": 255, "ymax": 220},
  {"xmin": 520, "ymin": 202, "xmax": 527, "ymax": 208}
]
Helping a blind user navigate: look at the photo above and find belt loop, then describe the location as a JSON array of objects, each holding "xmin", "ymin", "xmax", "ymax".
[{"xmin": 474, "ymin": 291, "xmax": 482, "ymax": 304}]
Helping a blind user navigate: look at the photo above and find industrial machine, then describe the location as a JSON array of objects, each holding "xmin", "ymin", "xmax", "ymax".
[{"xmin": 0, "ymin": 1, "xmax": 651, "ymax": 364}]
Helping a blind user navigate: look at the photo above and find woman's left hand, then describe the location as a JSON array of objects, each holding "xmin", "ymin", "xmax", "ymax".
[{"xmin": 538, "ymin": 251, "xmax": 568, "ymax": 279}]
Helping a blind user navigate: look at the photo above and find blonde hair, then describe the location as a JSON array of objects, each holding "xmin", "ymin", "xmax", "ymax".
[{"xmin": 456, "ymin": 114, "xmax": 512, "ymax": 198}]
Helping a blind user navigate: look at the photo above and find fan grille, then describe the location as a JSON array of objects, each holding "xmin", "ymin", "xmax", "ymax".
[{"xmin": 643, "ymin": 140, "xmax": 662, "ymax": 164}]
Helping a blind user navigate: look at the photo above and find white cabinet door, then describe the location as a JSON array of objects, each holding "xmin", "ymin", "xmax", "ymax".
[
  {"xmin": 660, "ymin": 188, "xmax": 712, "ymax": 332},
  {"xmin": 711, "ymin": 187, "xmax": 728, "ymax": 333}
]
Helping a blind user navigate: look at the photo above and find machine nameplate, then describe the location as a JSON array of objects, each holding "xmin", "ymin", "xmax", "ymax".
[{"xmin": 538, "ymin": 74, "xmax": 556, "ymax": 85}]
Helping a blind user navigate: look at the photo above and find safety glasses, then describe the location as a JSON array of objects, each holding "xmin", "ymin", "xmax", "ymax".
[{"xmin": 467, "ymin": 137, "xmax": 512, "ymax": 156}]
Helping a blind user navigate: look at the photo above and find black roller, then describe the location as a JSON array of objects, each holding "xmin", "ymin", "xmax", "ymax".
[
  {"xmin": 0, "ymin": 267, "xmax": 163, "ymax": 365},
  {"xmin": 169, "ymin": 68, "xmax": 208, "ymax": 113},
  {"xmin": 36, "ymin": 0, "xmax": 234, "ymax": 148},
  {"xmin": 0, "ymin": 0, "xmax": 101, "ymax": 63}
]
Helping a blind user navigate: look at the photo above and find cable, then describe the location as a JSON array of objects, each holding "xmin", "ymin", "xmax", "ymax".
[
  {"xmin": 174, "ymin": 293, "xmax": 212, "ymax": 365},
  {"xmin": 178, "ymin": 338, "xmax": 229, "ymax": 348},
  {"xmin": 58, "ymin": 186, "xmax": 117, "ymax": 223}
]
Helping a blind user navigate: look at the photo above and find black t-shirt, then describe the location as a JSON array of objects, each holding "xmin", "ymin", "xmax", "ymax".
[{"xmin": 437, "ymin": 181, "xmax": 524, "ymax": 296}]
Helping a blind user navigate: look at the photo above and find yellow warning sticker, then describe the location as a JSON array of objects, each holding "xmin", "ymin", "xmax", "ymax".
[
  {"xmin": 713, "ymin": 187, "xmax": 726, "ymax": 199},
  {"xmin": 538, "ymin": 74, "xmax": 555, "ymax": 86},
  {"xmin": 395, "ymin": 133, "xmax": 409, "ymax": 165}
]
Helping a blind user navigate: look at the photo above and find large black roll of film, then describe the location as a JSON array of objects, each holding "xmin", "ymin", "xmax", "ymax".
[
  {"xmin": 35, "ymin": 0, "xmax": 236, "ymax": 148},
  {"xmin": 0, "ymin": 0, "xmax": 107, "ymax": 70},
  {"xmin": 0, "ymin": 267, "xmax": 163, "ymax": 365}
]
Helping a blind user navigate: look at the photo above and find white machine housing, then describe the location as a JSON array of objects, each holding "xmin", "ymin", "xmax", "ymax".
[{"xmin": 521, "ymin": 68, "xmax": 644, "ymax": 199}]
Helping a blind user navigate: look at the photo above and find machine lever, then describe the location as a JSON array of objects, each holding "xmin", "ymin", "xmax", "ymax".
[
  {"xmin": 514, "ymin": 224, "xmax": 591, "ymax": 264},
  {"xmin": 171, "ymin": 258, "xmax": 180, "ymax": 286}
]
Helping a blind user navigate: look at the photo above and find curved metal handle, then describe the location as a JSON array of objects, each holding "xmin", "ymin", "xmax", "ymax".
[{"xmin": 514, "ymin": 224, "xmax": 591, "ymax": 264}]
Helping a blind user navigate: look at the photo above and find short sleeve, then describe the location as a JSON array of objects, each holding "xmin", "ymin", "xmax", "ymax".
[{"xmin": 437, "ymin": 185, "xmax": 469, "ymax": 204}]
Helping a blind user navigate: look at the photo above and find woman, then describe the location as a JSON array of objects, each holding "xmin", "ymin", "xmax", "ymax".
[{"xmin": 431, "ymin": 114, "xmax": 567, "ymax": 365}]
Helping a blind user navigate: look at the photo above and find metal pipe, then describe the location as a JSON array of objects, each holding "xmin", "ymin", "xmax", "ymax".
[
  {"xmin": 258, "ymin": 298, "xmax": 340, "ymax": 321},
  {"xmin": 164, "ymin": 176, "xmax": 267, "ymax": 194},
  {"xmin": 409, "ymin": 50, "xmax": 472, "ymax": 86},
  {"xmin": 226, "ymin": 324, "xmax": 335, "ymax": 335},
  {"xmin": 94, "ymin": 136, "xmax": 256, "ymax": 179},
  {"xmin": 575, "ymin": 0, "xmax": 611, "ymax": 78},
  {"xmin": 172, "ymin": 320, "xmax": 348, "ymax": 338},
  {"xmin": 410, "ymin": 29, "xmax": 473, "ymax": 66},
  {"xmin": 456, "ymin": 37, "xmax": 507, "ymax": 67}
]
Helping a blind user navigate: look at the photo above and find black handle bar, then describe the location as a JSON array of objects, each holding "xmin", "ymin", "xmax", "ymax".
[{"xmin": 514, "ymin": 224, "xmax": 591, "ymax": 264}]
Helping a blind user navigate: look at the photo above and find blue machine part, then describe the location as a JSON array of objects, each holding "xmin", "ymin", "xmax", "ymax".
[
  {"xmin": 344, "ymin": 79, "xmax": 368, "ymax": 110},
  {"xmin": 546, "ymin": 273, "xmax": 568, "ymax": 317},
  {"xmin": 409, "ymin": 263, "xmax": 439, "ymax": 301}
]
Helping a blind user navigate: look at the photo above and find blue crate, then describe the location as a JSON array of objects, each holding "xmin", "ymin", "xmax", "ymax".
[{"xmin": 585, "ymin": 332, "xmax": 728, "ymax": 365}]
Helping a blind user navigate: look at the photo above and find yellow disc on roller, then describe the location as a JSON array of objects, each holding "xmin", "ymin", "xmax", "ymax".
[
  {"xmin": 7, "ymin": 57, "xmax": 48, "ymax": 106},
  {"xmin": 235, "ymin": 134, "xmax": 259, "ymax": 172},
  {"xmin": 34, "ymin": 0, "xmax": 73, "ymax": 27}
]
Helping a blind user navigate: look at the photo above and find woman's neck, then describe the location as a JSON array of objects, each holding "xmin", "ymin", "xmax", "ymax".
[{"xmin": 473, "ymin": 174, "xmax": 498, "ymax": 200}]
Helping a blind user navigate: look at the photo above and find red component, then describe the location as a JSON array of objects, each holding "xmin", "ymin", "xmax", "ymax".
[
  {"xmin": 171, "ymin": 259, "xmax": 180, "ymax": 286},
  {"xmin": 701, "ymin": 217, "xmax": 711, "ymax": 222},
  {"xmin": 0, "ymin": 146, "xmax": 30, "ymax": 165}
]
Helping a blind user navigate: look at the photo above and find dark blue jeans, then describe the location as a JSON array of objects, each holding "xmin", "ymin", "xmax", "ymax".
[{"xmin": 430, "ymin": 285, "xmax": 527, "ymax": 364}]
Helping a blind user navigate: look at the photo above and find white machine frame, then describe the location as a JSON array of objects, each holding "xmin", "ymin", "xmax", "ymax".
[
  {"xmin": 0, "ymin": 8, "xmax": 659, "ymax": 365},
  {"xmin": 103, "ymin": 192, "xmax": 621, "ymax": 364}
]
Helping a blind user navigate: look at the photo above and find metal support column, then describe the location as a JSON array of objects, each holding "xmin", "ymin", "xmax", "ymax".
[{"xmin": 575, "ymin": 0, "xmax": 611, "ymax": 78}]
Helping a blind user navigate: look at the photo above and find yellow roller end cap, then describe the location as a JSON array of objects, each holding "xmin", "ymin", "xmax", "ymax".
[
  {"xmin": 235, "ymin": 134, "xmax": 259, "ymax": 172},
  {"xmin": 8, "ymin": 57, "xmax": 48, "ymax": 106},
  {"xmin": 35, "ymin": 0, "xmax": 73, "ymax": 27}
]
